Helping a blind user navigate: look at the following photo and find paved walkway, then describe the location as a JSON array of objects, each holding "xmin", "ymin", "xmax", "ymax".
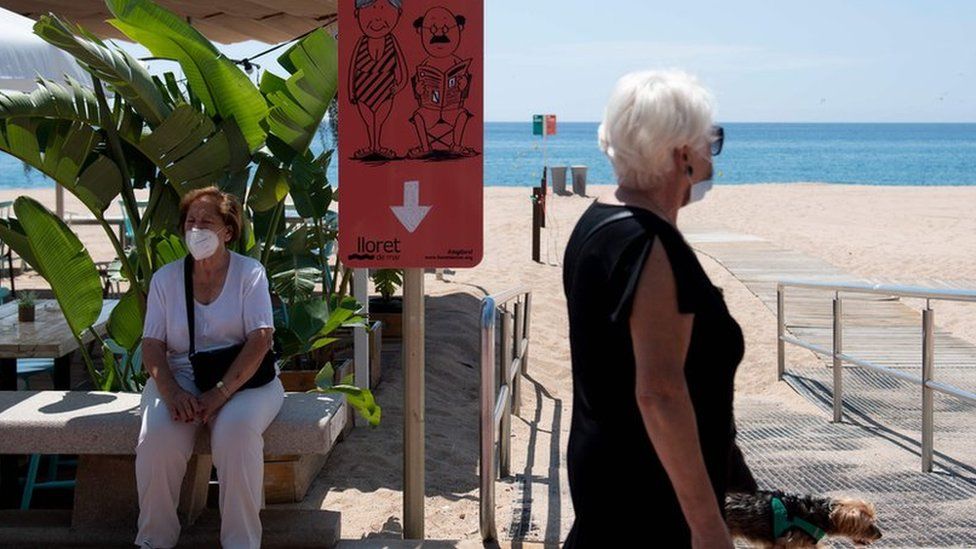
[{"xmin": 685, "ymin": 229, "xmax": 976, "ymax": 547}]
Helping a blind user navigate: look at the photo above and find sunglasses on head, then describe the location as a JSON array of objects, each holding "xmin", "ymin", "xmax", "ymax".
[{"xmin": 710, "ymin": 125, "xmax": 724, "ymax": 156}]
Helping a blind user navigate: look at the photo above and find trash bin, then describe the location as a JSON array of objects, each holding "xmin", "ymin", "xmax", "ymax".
[
  {"xmin": 550, "ymin": 166, "xmax": 568, "ymax": 194},
  {"xmin": 571, "ymin": 165, "xmax": 588, "ymax": 196}
]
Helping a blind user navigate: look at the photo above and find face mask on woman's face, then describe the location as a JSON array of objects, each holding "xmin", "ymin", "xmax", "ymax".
[
  {"xmin": 185, "ymin": 228, "xmax": 222, "ymax": 260},
  {"xmin": 686, "ymin": 149, "xmax": 715, "ymax": 205}
]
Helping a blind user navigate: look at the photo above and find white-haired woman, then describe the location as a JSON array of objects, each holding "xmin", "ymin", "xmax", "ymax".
[{"xmin": 562, "ymin": 71, "xmax": 748, "ymax": 548}]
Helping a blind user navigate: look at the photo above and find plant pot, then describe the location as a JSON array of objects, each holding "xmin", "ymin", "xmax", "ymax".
[
  {"xmin": 369, "ymin": 296, "xmax": 402, "ymax": 339},
  {"xmin": 279, "ymin": 357, "xmax": 355, "ymax": 392},
  {"xmin": 18, "ymin": 305, "xmax": 35, "ymax": 322}
]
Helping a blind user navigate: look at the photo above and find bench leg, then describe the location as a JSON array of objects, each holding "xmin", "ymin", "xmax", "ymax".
[
  {"xmin": 53, "ymin": 353, "xmax": 72, "ymax": 390},
  {"xmin": 0, "ymin": 358, "xmax": 18, "ymax": 509},
  {"xmin": 72, "ymin": 454, "xmax": 213, "ymax": 531},
  {"xmin": 0, "ymin": 455, "xmax": 18, "ymax": 508},
  {"xmin": 179, "ymin": 454, "xmax": 213, "ymax": 527}
]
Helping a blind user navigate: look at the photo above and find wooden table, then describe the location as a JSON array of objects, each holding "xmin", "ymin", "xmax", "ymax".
[
  {"xmin": 0, "ymin": 298, "xmax": 116, "ymax": 508},
  {"xmin": 0, "ymin": 299, "xmax": 116, "ymax": 391}
]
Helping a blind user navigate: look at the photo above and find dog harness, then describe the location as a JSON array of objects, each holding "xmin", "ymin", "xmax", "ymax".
[{"xmin": 771, "ymin": 496, "xmax": 827, "ymax": 542}]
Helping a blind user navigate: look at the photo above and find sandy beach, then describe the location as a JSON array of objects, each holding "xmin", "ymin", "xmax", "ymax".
[{"xmin": 2, "ymin": 183, "xmax": 975, "ymax": 543}]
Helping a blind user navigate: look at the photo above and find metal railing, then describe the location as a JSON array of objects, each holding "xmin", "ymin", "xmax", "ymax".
[
  {"xmin": 777, "ymin": 280, "xmax": 976, "ymax": 472},
  {"xmin": 480, "ymin": 286, "xmax": 532, "ymax": 542}
]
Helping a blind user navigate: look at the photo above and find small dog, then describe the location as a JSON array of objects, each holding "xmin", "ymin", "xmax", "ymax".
[{"xmin": 725, "ymin": 490, "xmax": 882, "ymax": 548}]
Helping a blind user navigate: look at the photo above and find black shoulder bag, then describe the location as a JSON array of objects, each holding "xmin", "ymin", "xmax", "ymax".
[{"xmin": 184, "ymin": 256, "xmax": 277, "ymax": 393}]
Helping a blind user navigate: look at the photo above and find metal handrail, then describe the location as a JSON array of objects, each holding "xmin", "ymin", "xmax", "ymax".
[
  {"xmin": 777, "ymin": 280, "xmax": 976, "ymax": 472},
  {"xmin": 778, "ymin": 279, "xmax": 976, "ymax": 302},
  {"xmin": 480, "ymin": 286, "xmax": 532, "ymax": 542}
]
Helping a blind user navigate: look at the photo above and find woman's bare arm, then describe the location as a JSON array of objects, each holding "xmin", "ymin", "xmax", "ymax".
[
  {"xmin": 143, "ymin": 337, "xmax": 199, "ymax": 422},
  {"xmin": 630, "ymin": 237, "xmax": 732, "ymax": 548}
]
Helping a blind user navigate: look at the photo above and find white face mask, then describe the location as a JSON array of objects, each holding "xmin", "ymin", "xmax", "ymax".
[
  {"xmin": 686, "ymin": 150, "xmax": 715, "ymax": 205},
  {"xmin": 185, "ymin": 228, "xmax": 222, "ymax": 260},
  {"xmin": 689, "ymin": 178, "xmax": 713, "ymax": 204}
]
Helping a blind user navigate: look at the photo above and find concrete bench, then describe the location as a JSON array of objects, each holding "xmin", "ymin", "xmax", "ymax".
[{"xmin": 0, "ymin": 390, "xmax": 347, "ymax": 546}]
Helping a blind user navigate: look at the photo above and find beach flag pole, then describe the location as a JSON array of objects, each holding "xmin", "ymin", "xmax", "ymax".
[{"xmin": 532, "ymin": 188, "xmax": 542, "ymax": 262}]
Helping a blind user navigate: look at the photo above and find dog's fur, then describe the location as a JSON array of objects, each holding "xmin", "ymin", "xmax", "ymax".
[{"xmin": 725, "ymin": 490, "xmax": 882, "ymax": 548}]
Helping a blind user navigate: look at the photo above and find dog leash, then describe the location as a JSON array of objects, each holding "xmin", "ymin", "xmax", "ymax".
[{"xmin": 772, "ymin": 497, "xmax": 827, "ymax": 542}]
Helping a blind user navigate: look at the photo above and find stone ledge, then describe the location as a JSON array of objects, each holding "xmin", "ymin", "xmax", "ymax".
[
  {"xmin": 0, "ymin": 508, "xmax": 341, "ymax": 548},
  {"xmin": 0, "ymin": 389, "xmax": 347, "ymax": 455}
]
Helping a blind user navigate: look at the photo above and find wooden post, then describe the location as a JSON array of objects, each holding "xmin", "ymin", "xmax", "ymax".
[
  {"xmin": 55, "ymin": 184, "xmax": 65, "ymax": 219},
  {"xmin": 402, "ymin": 268, "xmax": 425, "ymax": 539},
  {"xmin": 539, "ymin": 167, "xmax": 547, "ymax": 228},
  {"xmin": 531, "ymin": 188, "xmax": 542, "ymax": 263}
]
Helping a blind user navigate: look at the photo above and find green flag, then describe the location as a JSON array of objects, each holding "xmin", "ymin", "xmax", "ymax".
[{"xmin": 533, "ymin": 114, "xmax": 544, "ymax": 136}]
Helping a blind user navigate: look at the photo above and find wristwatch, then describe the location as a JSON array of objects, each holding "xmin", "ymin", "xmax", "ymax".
[{"xmin": 216, "ymin": 380, "xmax": 232, "ymax": 399}]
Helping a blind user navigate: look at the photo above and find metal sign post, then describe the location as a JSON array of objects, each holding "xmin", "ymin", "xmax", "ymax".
[{"xmin": 339, "ymin": 0, "xmax": 484, "ymax": 539}]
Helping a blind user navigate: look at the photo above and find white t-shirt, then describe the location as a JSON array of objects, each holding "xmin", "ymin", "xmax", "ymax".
[{"xmin": 143, "ymin": 251, "xmax": 275, "ymax": 388}]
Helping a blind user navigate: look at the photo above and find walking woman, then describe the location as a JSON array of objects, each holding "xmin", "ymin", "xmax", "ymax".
[{"xmin": 563, "ymin": 70, "xmax": 747, "ymax": 548}]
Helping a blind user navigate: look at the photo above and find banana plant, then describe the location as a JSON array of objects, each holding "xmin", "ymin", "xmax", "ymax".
[
  {"xmin": 0, "ymin": 197, "xmax": 136, "ymax": 390},
  {"xmin": 0, "ymin": 0, "xmax": 373, "ymax": 420}
]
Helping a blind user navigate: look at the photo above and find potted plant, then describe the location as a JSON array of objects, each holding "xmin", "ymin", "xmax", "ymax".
[
  {"xmin": 17, "ymin": 290, "xmax": 36, "ymax": 322},
  {"xmin": 369, "ymin": 269, "xmax": 403, "ymax": 338}
]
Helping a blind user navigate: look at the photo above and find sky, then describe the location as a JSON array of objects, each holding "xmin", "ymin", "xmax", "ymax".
[{"xmin": 117, "ymin": 0, "xmax": 976, "ymax": 123}]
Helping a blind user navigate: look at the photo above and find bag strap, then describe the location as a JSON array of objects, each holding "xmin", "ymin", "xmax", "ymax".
[
  {"xmin": 183, "ymin": 256, "xmax": 196, "ymax": 356},
  {"xmin": 579, "ymin": 209, "xmax": 635, "ymax": 249}
]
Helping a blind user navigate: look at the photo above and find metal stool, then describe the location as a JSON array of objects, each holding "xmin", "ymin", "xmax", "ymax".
[{"xmin": 17, "ymin": 358, "xmax": 76, "ymax": 509}]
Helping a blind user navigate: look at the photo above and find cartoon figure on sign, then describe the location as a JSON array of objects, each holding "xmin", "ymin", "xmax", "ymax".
[
  {"xmin": 407, "ymin": 6, "xmax": 478, "ymax": 159},
  {"xmin": 349, "ymin": 0, "xmax": 408, "ymax": 160}
]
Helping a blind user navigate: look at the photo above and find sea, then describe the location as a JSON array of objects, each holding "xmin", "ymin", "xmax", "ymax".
[{"xmin": 3, "ymin": 123, "xmax": 974, "ymax": 189}]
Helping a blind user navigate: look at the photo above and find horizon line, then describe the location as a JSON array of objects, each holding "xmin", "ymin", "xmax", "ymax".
[{"xmin": 484, "ymin": 120, "xmax": 976, "ymax": 124}]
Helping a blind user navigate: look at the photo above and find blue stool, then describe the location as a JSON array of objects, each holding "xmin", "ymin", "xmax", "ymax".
[{"xmin": 17, "ymin": 358, "xmax": 76, "ymax": 509}]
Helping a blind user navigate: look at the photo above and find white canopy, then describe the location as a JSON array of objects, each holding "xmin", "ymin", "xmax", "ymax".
[{"xmin": 0, "ymin": 6, "xmax": 91, "ymax": 92}]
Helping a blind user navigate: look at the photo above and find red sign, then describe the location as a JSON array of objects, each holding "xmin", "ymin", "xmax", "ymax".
[
  {"xmin": 545, "ymin": 114, "xmax": 557, "ymax": 136},
  {"xmin": 339, "ymin": 0, "xmax": 484, "ymax": 268}
]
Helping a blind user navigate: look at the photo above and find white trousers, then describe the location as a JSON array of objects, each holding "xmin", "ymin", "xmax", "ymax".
[{"xmin": 134, "ymin": 376, "xmax": 285, "ymax": 549}]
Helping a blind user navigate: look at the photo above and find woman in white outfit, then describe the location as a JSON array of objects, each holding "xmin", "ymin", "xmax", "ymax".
[{"xmin": 135, "ymin": 186, "xmax": 284, "ymax": 549}]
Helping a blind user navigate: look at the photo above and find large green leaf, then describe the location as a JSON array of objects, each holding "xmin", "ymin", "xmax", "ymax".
[
  {"xmin": 311, "ymin": 363, "xmax": 381, "ymax": 427},
  {"xmin": 267, "ymin": 246, "xmax": 319, "ymax": 305},
  {"xmin": 14, "ymin": 197, "xmax": 103, "ymax": 339},
  {"xmin": 146, "ymin": 230, "xmax": 187, "ymax": 273},
  {"xmin": 0, "ymin": 79, "xmax": 102, "ymax": 128},
  {"xmin": 107, "ymin": 288, "xmax": 143, "ymax": 350},
  {"xmin": 320, "ymin": 295, "xmax": 367, "ymax": 339},
  {"xmin": 273, "ymin": 295, "xmax": 362, "ymax": 362},
  {"xmin": 0, "ymin": 119, "xmax": 123, "ymax": 215},
  {"xmin": 0, "ymin": 219, "xmax": 41, "ymax": 274},
  {"xmin": 144, "ymin": 180, "xmax": 183, "ymax": 236},
  {"xmin": 261, "ymin": 29, "xmax": 339, "ymax": 154},
  {"xmin": 106, "ymin": 0, "xmax": 268, "ymax": 151},
  {"xmin": 288, "ymin": 152, "xmax": 333, "ymax": 219},
  {"xmin": 33, "ymin": 15, "xmax": 169, "ymax": 127},
  {"xmin": 248, "ymin": 155, "xmax": 289, "ymax": 213},
  {"xmin": 137, "ymin": 105, "xmax": 233, "ymax": 195}
]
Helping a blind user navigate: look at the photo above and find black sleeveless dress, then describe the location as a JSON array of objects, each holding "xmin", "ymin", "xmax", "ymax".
[{"xmin": 562, "ymin": 202, "xmax": 746, "ymax": 547}]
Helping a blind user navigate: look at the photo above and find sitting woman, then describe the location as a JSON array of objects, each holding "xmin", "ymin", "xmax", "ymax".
[{"xmin": 135, "ymin": 186, "xmax": 283, "ymax": 549}]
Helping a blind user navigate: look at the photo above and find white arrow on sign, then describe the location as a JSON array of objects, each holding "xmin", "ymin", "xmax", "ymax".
[{"xmin": 391, "ymin": 180, "xmax": 432, "ymax": 233}]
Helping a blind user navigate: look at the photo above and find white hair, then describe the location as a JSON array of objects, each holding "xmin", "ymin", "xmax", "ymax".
[{"xmin": 598, "ymin": 70, "xmax": 715, "ymax": 190}]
